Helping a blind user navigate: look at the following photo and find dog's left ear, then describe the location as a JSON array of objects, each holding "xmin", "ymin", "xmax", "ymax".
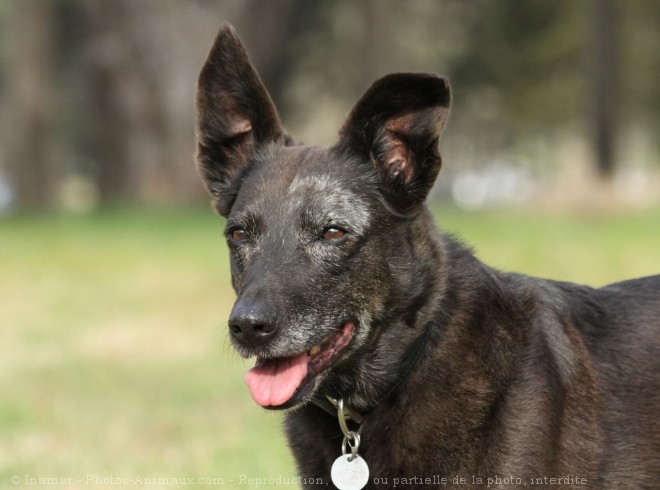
[
  {"xmin": 339, "ymin": 73, "xmax": 451, "ymax": 208},
  {"xmin": 195, "ymin": 23, "xmax": 289, "ymax": 216}
]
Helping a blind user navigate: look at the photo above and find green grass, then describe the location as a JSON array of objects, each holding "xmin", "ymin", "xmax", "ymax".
[
  {"xmin": 1, "ymin": 205, "xmax": 659, "ymax": 489},
  {"xmin": 434, "ymin": 205, "xmax": 660, "ymax": 286}
]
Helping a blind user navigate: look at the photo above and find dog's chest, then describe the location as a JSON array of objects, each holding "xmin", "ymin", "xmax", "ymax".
[{"xmin": 285, "ymin": 407, "xmax": 479, "ymax": 489}]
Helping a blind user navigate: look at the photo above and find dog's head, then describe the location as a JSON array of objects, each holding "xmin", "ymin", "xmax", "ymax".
[{"xmin": 196, "ymin": 23, "xmax": 451, "ymax": 410}]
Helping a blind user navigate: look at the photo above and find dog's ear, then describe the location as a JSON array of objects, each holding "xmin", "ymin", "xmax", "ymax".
[
  {"xmin": 195, "ymin": 23, "xmax": 288, "ymax": 216},
  {"xmin": 339, "ymin": 73, "xmax": 451, "ymax": 209}
]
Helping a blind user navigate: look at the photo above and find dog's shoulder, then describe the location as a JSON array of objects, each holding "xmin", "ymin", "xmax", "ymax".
[
  {"xmin": 600, "ymin": 273, "xmax": 660, "ymax": 299},
  {"xmin": 529, "ymin": 274, "xmax": 659, "ymax": 335},
  {"xmin": 593, "ymin": 274, "xmax": 660, "ymax": 365}
]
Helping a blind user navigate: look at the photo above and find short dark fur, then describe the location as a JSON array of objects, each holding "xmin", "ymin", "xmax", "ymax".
[{"xmin": 195, "ymin": 24, "xmax": 660, "ymax": 488}]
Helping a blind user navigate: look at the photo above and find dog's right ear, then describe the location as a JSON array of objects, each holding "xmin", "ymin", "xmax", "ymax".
[
  {"xmin": 195, "ymin": 23, "xmax": 287, "ymax": 216},
  {"xmin": 339, "ymin": 73, "xmax": 451, "ymax": 211}
]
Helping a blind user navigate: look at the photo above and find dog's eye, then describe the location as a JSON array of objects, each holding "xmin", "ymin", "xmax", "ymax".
[
  {"xmin": 228, "ymin": 228, "xmax": 248, "ymax": 244},
  {"xmin": 321, "ymin": 227, "xmax": 347, "ymax": 241}
]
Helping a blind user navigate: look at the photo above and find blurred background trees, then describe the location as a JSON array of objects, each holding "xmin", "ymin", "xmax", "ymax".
[{"xmin": 0, "ymin": 0, "xmax": 658, "ymax": 214}]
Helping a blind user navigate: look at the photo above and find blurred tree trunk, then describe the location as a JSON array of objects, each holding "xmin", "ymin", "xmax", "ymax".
[
  {"xmin": 231, "ymin": 0, "xmax": 309, "ymax": 117},
  {"xmin": 3, "ymin": 1, "xmax": 56, "ymax": 211},
  {"xmin": 587, "ymin": 0, "xmax": 620, "ymax": 179},
  {"xmin": 82, "ymin": 0, "xmax": 169, "ymax": 205}
]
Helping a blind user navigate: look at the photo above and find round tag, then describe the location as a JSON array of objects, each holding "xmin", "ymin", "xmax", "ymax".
[{"xmin": 331, "ymin": 454, "xmax": 370, "ymax": 490}]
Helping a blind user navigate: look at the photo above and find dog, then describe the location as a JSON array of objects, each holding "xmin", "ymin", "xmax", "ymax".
[{"xmin": 195, "ymin": 23, "xmax": 660, "ymax": 489}]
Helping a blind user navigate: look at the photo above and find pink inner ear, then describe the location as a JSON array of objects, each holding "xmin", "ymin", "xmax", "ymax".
[
  {"xmin": 222, "ymin": 117, "xmax": 253, "ymax": 163},
  {"xmin": 383, "ymin": 139, "xmax": 414, "ymax": 182},
  {"xmin": 231, "ymin": 119, "xmax": 252, "ymax": 136},
  {"xmin": 386, "ymin": 113, "xmax": 415, "ymax": 134},
  {"xmin": 383, "ymin": 114, "xmax": 415, "ymax": 183}
]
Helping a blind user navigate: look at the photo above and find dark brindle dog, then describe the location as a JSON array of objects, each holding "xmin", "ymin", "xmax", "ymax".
[{"xmin": 195, "ymin": 23, "xmax": 660, "ymax": 489}]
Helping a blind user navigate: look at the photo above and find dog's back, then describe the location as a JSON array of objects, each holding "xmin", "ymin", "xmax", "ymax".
[
  {"xmin": 488, "ymin": 272, "xmax": 660, "ymax": 487},
  {"xmin": 590, "ymin": 276, "xmax": 660, "ymax": 485}
]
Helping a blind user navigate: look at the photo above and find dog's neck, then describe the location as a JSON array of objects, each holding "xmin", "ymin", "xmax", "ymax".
[
  {"xmin": 312, "ymin": 209, "xmax": 454, "ymax": 413},
  {"xmin": 310, "ymin": 223, "xmax": 529, "ymax": 420},
  {"xmin": 311, "ymin": 317, "xmax": 435, "ymax": 418}
]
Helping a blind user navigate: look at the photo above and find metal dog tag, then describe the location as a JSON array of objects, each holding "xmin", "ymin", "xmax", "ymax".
[{"xmin": 331, "ymin": 454, "xmax": 369, "ymax": 490}]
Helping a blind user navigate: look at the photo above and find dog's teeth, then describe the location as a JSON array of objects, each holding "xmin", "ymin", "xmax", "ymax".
[{"xmin": 310, "ymin": 345, "xmax": 321, "ymax": 356}]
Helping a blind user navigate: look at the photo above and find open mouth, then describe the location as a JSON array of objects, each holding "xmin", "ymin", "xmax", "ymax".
[{"xmin": 244, "ymin": 321, "xmax": 354, "ymax": 408}]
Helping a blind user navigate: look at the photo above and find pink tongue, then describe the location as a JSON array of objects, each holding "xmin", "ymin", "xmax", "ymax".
[{"xmin": 245, "ymin": 354, "xmax": 309, "ymax": 406}]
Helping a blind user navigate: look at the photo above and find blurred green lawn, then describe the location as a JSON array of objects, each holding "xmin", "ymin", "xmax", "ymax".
[{"xmin": 1, "ymin": 205, "xmax": 659, "ymax": 489}]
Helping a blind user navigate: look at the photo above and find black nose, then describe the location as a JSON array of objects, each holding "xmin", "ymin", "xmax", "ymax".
[{"xmin": 228, "ymin": 300, "xmax": 277, "ymax": 347}]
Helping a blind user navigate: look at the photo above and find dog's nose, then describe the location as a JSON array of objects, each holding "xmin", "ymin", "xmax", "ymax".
[{"xmin": 228, "ymin": 301, "xmax": 278, "ymax": 347}]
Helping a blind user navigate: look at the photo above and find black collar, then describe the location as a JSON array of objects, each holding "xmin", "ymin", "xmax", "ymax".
[{"xmin": 311, "ymin": 320, "xmax": 434, "ymax": 419}]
